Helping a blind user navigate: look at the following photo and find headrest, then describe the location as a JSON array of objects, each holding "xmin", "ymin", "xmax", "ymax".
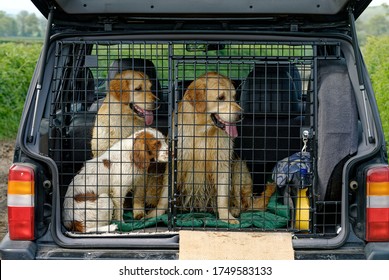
[{"xmin": 240, "ymin": 64, "xmax": 302, "ymax": 115}]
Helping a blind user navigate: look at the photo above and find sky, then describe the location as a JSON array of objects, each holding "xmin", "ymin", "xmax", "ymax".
[{"xmin": 0, "ymin": 0, "xmax": 388, "ymax": 15}]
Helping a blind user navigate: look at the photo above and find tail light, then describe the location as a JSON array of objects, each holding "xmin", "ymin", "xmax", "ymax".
[
  {"xmin": 366, "ymin": 166, "xmax": 389, "ymax": 241},
  {"xmin": 7, "ymin": 164, "xmax": 35, "ymax": 240}
]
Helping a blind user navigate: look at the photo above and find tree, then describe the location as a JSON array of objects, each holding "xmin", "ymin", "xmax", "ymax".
[
  {"xmin": 356, "ymin": 4, "xmax": 389, "ymax": 46},
  {"xmin": 25, "ymin": 12, "xmax": 42, "ymax": 37},
  {"xmin": 16, "ymin": 10, "xmax": 29, "ymax": 37},
  {"xmin": 0, "ymin": 11, "xmax": 17, "ymax": 37},
  {"xmin": 16, "ymin": 11, "xmax": 41, "ymax": 37},
  {"xmin": 365, "ymin": 15, "xmax": 389, "ymax": 37}
]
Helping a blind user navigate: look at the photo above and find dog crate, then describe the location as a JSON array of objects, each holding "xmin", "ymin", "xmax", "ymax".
[{"xmin": 47, "ymin": 39, "xmax": 355, "ymax": 239}]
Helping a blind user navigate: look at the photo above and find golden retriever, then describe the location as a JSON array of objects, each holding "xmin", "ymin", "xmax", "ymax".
[
  {"xmin": 63, "ymin": 128, "xmax": 168, "ymax": 233},
  {"xmin": 147, "ymin": 72, "xmax": 276, "ymax": 224},
  {"xmin": 91, "ymin": 70, "xmax": 156, "ymax": 157}
]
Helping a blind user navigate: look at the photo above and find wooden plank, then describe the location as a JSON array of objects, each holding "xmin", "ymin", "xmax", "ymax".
[{"xmin": 179, "ymin": 231, "xmax": 294, "ymax": 260}]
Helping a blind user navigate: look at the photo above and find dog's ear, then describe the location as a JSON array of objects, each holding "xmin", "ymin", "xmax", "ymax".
[
  {"xmin": 109, "ymin": 74, "xmax": 131, "ymax": 101},
  {"xmin": 185, "ymin": 82, "xmax": 206, "ymax": 113},
  {"xmin": 133, "ymin": 137, "xmax": 149, "ymax": 170},
  {"xmin": 145, "ymin": 139, "xmax": 161, "ymax": 160},
  {"xmin": 136, "ymin": 71, "xmax": 149, "ymax": 81},
  {"xmin": 133, "ymin": 131, "xmax": 162, "ymax": 170}
]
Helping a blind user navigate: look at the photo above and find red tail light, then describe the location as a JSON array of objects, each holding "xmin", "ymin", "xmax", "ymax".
[
  {"xmin": 7, "ymin": 164, "xmax": 35, "ymax": 240},
  {"xmin": 366, "ymin": 166, "xmax": 389, "ymax": 241}
]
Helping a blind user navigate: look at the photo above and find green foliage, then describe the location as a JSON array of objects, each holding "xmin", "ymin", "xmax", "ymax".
[
  {"xmin": 0, "ymin": 42, "xmax": 41, "ymax": 140},
  {"xmin": 0, "ymin": 11, "xmax": 18, "ymax": 37},
  {"xmin": 357, "ymin": 4, "xmax": 389, "ymax": 46},
  {"xmin": 0, "ymin": 10, "xmax": 46, "ymax": 38},
  {"xmin": 363, "ymin": 36, "xmax": 389, "ymax": 145}
]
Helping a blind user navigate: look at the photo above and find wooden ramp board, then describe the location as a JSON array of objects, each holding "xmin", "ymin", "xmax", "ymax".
[{"xmin": 179, "ymin": 231, "xmax": 294, "ymax": 260}]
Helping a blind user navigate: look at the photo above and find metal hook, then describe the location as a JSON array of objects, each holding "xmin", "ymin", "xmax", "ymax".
[{"xmin": 302, "ymin": 130, "xmax": 309, "ymax": 153}]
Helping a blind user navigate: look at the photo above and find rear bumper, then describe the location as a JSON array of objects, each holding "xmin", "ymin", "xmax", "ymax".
[
  {"xmin": 365, "ymin": 243, "xmax": 389, "ymax": 260},
  {"xmin": 0, "ymin": 234, "xmax": 36, "ymax": 260},
  {"xmin": 2, "ymin": 233, "xmax": 389, "ymax": 260},
  {"xmin": 0, "ymin": 234, "xmax": 178, "ymax": 260}
]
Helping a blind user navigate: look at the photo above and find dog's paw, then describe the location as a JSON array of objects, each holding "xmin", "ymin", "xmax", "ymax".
[
  {"xmin": 222, "ymin": 219, "xmax": 240, "ymax": 225},
  {"xmin": 108, "ymin": 224, "xmax": 118, "ymax": 232},
  {"xmin": 230, "ymin": 208, "xmax": 241, "ymax": 218},
  {"xmin": 219, "ymin": 210, "xmax": 240, "ymax": 224},
  {"xmin": 228, "ymin": 219, "xmax": 240, "ymax": 225},
  {"xmin": 265, "ymin": 182, "xmax": 277, "ymax": 195},
  {"xmin": 145, "ymin": 209, "xmax": 166, "ymax": 219},
  {"xmin": 219, "ymin": 216, "xmax": 240, "ymax": 224},
  {"xmin": 133, "ymin": 210, "xmax": 146, "ymax": 220},
  {"xmin": 85, "ymin": 224, "xmax": 118, "ymax": 233}
]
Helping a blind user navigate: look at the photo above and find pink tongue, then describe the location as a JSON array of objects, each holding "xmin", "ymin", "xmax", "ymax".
[
  {"xmin": 144, "ymin": 110, "xmax": 154, "ymax": 126},
  {"xmin": 225, "ymin": 123, "xmax": 238, "ymax": 138}
]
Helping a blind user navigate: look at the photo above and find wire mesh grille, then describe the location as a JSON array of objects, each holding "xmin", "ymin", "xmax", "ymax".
[{"xmin": 48, "ymin": 40, "xmax": 342, "ymax": 236}]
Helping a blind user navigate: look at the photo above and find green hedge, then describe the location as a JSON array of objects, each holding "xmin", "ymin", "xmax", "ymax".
[
  {"xmin": 0, "ymin": 42, "xmax": 41, "ymax": 139},
  {"xmin": 363, "ymin": 36, "xmax": 389, "ymax": 146}
]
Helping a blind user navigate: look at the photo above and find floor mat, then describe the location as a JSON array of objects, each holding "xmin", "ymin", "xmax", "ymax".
[{"xmin": 114, "ymin": 195, "xmax": 289, "ymax": 231}]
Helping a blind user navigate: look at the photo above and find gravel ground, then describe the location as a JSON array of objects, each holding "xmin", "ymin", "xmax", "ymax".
[{"xmin": 0, "ymin": 140, "xmax": 15, "ymax": 241}]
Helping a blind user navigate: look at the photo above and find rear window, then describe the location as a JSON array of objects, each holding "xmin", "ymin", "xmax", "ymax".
[{"xmin": 43, "ymin": 39, "xmax": 357, "ymax": 240}]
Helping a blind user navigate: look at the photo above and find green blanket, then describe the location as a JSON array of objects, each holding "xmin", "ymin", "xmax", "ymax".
[{"xmin": 114, "ymin": 195, "xmax": 289, "ymax": 231}]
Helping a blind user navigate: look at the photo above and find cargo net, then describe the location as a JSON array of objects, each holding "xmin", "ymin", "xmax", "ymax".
[{"xmin": 48, "ymin": 40, "xmax": 342, "ymax": 237}]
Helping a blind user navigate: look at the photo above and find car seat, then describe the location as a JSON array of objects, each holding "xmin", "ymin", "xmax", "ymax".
[{"xmin": 236, "ymin": 63, "xmax": 304, "ymax": 193}]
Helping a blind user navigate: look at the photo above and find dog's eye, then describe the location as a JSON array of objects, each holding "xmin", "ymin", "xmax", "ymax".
[
  {"xmin": 134, "ymin": 85, "xmax": 142, "ymax": 91},
  {"xmin": 217, "ymin": 95, "xmax": 225, "ymax": 101}
]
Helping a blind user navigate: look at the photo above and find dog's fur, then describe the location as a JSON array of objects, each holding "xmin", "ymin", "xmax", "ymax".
[
  {"xmin": 63, "ymin": 128, "xmax": 168, "ymax": 233},
  {"xmin": 147, "ymin": 72, "xmax": 275, "ymax": 223},
  {"xmin": 91, "ymin": 70, "xmax": 156, "ymax": 157}
]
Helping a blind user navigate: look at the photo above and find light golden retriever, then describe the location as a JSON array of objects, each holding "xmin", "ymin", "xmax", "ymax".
[
  {"xmin": 147, "ymin": 72, "xmax": 275, "ymax": 223},
  {"xmin": 91, "ymin": 70, "xmax": 156, "ymax": 157},
  {"xmin": 63, "ymin": 128, "xmax": 168, "ymax": 233}
]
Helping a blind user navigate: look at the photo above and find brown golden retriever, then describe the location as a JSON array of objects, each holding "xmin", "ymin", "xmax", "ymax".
[
  {"xmin": 147, "ymin": 72, "xmax": 275, "ymax": 223},
  {"xmin": 91, "ymin": 70, "xmax": 156, "ymax": 157}
]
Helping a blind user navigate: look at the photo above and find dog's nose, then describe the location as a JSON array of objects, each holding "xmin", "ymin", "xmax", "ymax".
[{"xmin": 235, "ymin": 114, "xmax": 243, "ymax": 124}]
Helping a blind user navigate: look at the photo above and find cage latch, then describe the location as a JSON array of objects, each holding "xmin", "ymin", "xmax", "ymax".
[{"xmin": 301, "ymin": 130, "xmax": 309, "ymax": 153}]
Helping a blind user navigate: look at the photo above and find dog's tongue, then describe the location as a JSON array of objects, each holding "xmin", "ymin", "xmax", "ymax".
[
  {"xmin": 224, "ymin": 123, "xmax": 238, "ymax": 138},
  {"xmin": 144, "ymin": 110, "xmax": 154, "ymax": 126},
  {"xmin": 134, "ymin": 105, "xmax": 154, "ymax": 125}
]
